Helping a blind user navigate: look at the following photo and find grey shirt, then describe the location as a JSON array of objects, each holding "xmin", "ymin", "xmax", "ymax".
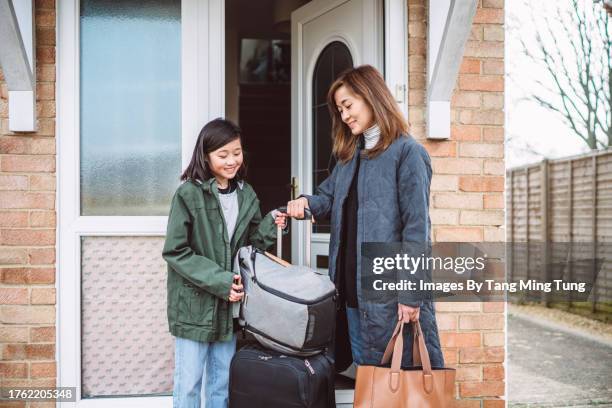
[{"xmin": 217, "ymin": 184, "xmax": 239, "ymax": 239}]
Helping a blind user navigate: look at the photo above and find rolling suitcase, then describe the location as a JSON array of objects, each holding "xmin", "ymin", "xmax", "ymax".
[{"xmin": 229, "ymin": 343, "xmax": 336, "ymax": 408}]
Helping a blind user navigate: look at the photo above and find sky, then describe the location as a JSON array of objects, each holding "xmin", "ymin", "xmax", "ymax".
[{"xmin": 505, "ymin": 0, "xmax": 607, "ymax": 169}]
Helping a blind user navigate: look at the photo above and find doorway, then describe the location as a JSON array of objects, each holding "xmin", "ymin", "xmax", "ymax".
[
  {"xmin": 225, "ymin": 0, "xmax": 387, "ymax": 404},
  {"xmin": 224, "ymin": 0, "xmax": 386, "ymax": 267},
  {"xmin": 225, "ymin": 0, "xmax": 297, "ymax": 260}
]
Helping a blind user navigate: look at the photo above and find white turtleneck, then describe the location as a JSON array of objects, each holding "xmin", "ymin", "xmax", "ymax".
[{"xmin": 363, "ymin": 124, "xmax": 381, "ymax": 149}]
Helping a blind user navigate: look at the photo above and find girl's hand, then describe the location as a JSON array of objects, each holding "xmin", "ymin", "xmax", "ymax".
[
  {"xmin": 286, "ymin": 197, "xmax": 314, "ymax": 222},
  {"xmin": 228, "ymin": 288, "xmax": 243, "ymax": 302},
  {"xmin": 274, "ymin": 213, "xmax": 288, "ymax": 229},
  {"xmin": 228, "ymin": 275, "xmax": 244, "ymax": 302},
  {"xmin": 398, "ymin": 303, "xmax": 420, "ymax": 323}
]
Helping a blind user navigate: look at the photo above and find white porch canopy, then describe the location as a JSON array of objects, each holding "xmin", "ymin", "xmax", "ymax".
[
  {"xmin": 0, "ymin": 0, "xmax": 36, "ymax": 132},
  {"xmin": 427, "ymin": 0, "xmax": 478, "ymax": 139}
]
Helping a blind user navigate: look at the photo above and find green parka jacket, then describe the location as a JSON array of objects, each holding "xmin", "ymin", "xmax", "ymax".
[{"xmin": 162, "ymin": 178, "xmax": 277, "ymax": 342}]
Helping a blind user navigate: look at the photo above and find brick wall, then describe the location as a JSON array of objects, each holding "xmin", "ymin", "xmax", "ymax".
[
  {"xmin": 0, "ymin": 0, "xmax": 57, "ymax": 405},
  {"xmin": 409, "ymin": 0, "xmax": 506, "ymax": 406}
]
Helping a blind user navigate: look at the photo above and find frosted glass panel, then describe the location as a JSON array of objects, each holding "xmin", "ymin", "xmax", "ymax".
[
  {"xmin": 80, "ymin": 0, "xmax": 181, "ymax": 215},
  {"xmin": 81, "ymin": 236, "xmax": 173, "ymax": 397}
]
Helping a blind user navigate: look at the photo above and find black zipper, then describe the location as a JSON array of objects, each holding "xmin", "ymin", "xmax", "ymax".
[
  {"xmin": 245, "ymin": 324, "xmax": 325, "ymax": 354},
  {"xmin": 250, "ymin": 250, "xmax": 335, "ymax": 305}
]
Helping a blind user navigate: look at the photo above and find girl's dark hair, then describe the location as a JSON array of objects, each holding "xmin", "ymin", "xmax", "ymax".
[{"xmin": 180, "ymin": 118, "xmax": 247, "ymax": 182}]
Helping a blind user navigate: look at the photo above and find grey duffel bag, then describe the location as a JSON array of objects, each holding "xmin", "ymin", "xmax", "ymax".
[{"xmin": 234, "ymin": 209, "xmax": 336, "ymax": 356}]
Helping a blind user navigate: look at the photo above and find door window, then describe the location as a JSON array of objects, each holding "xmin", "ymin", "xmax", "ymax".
[{"xmin": 311, "ymin": 41, "xmax": 353, "ymax": 233}]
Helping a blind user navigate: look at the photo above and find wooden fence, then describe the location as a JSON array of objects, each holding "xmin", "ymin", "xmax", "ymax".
[{"xmin": 506, "ymin": 149, "xmax": 612, "ymax": 314}]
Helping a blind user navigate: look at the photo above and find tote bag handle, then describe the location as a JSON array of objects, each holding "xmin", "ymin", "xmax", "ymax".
[{"xmin": 380, "ymin": 320, "xmax": 434, "ymax": 393}]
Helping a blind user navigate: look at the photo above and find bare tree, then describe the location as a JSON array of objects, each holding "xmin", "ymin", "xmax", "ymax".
[{"xmin": 517, "ymin": 0, "xmax": 611, "ymax": 150}]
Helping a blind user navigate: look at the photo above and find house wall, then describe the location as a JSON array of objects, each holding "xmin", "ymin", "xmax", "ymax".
[
  {"xmin": 410, "ymin": 0, "xmax": 506, "ymax": 406},
  {"xmin": 0, "ymin": 0, "xmax": 505, "ymax": 406},
  {"xmin": 0, "ymin": 0, "xmax": 58, "ymax": 404}
]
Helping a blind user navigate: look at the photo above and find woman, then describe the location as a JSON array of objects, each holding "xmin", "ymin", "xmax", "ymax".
[{"xmin": 285, "ymin": 65, "xmax": 444, "ymax": 372}]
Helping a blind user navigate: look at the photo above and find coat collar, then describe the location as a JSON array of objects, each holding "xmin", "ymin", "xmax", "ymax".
[
  {"xmin": 193, "ymin": 177, "xmax": 245, "ymax": 192},
  {"xmin": 191, "ymin": 177, "xmax": 254, "ymax": 245}
]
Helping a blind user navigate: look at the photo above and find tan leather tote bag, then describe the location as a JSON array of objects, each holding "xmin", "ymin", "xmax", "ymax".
[{"xmin": 354, "ymin": 320, "xmax": 456, "ymax": 407}]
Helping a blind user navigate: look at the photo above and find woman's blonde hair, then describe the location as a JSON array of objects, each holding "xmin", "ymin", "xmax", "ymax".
[{"xmin": 327, "ymin": 65, "xmax": 409, "ymax": 163}]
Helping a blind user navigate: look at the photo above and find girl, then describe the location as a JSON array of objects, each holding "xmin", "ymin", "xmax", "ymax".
[
  {"xmin": 162, "ymin": 118, "xmax": 286, "ymax": 408},
  {"xmin": 285, "ymin": 65, "xmax": 445, "ymax": 372}
]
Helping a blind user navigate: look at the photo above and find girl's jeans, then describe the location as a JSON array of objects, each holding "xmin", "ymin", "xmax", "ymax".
[{"xmin": 173, "ymin": 334, "xmax": 237, "ymax": 408}]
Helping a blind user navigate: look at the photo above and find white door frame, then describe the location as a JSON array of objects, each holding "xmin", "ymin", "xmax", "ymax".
[
  {"xmin": 56, "ymin": 0, "xmax": 225, "ymax": 406},
  {"xmin": 290, "ymin": 0, "xmax": 408, "ymax": 266}
]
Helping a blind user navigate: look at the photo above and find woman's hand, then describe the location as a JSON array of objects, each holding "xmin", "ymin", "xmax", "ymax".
[
  {"xmin": 228, "ymin": 274, "xmax": 244, "ymax": 302},
  {"xmin": 285, "ymin": 197, "xmax": 314, "ymax": 222},
  {"xmin": 398, "ymin": 303, "xmax": 420, "ymax": 323}
]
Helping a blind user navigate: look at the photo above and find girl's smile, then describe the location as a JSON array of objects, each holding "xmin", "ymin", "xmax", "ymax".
[{"xmin": 208, "ymin": 138, "xmax": 243, "ymax": 187}]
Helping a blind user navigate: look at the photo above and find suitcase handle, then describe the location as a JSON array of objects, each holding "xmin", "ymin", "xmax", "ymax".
[
  {"xmin": 275, "ymin": 207, "xmax": 312, "ymax": 268},
  {"xmin": 276, "ymin": 206, "xmax": 313, "ymax": 221}
]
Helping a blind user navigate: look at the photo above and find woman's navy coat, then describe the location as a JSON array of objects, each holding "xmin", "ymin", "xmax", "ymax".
[{"xmin": 303, "ymin": 134, "xmax": 445, "ymax": 369}]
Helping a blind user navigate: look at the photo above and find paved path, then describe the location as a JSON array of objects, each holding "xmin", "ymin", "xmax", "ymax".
[{"xmin": 508, "ymin": 313, "xmax": 612, "ymax": 407}]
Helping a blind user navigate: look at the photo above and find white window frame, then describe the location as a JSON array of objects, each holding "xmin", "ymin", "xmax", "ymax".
[{"xmin": 57, "ymin": 0, "xmax": 225, "ymax": 406}]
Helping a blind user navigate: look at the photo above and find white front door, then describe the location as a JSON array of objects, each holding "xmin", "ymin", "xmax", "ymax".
[
  {"xmin": 290, "ymin": 0, "xmax": 384, "ymax": 270},
  {"xmin": 290, "ymin": 0, "xmax": 409, "ymax": 269}
]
